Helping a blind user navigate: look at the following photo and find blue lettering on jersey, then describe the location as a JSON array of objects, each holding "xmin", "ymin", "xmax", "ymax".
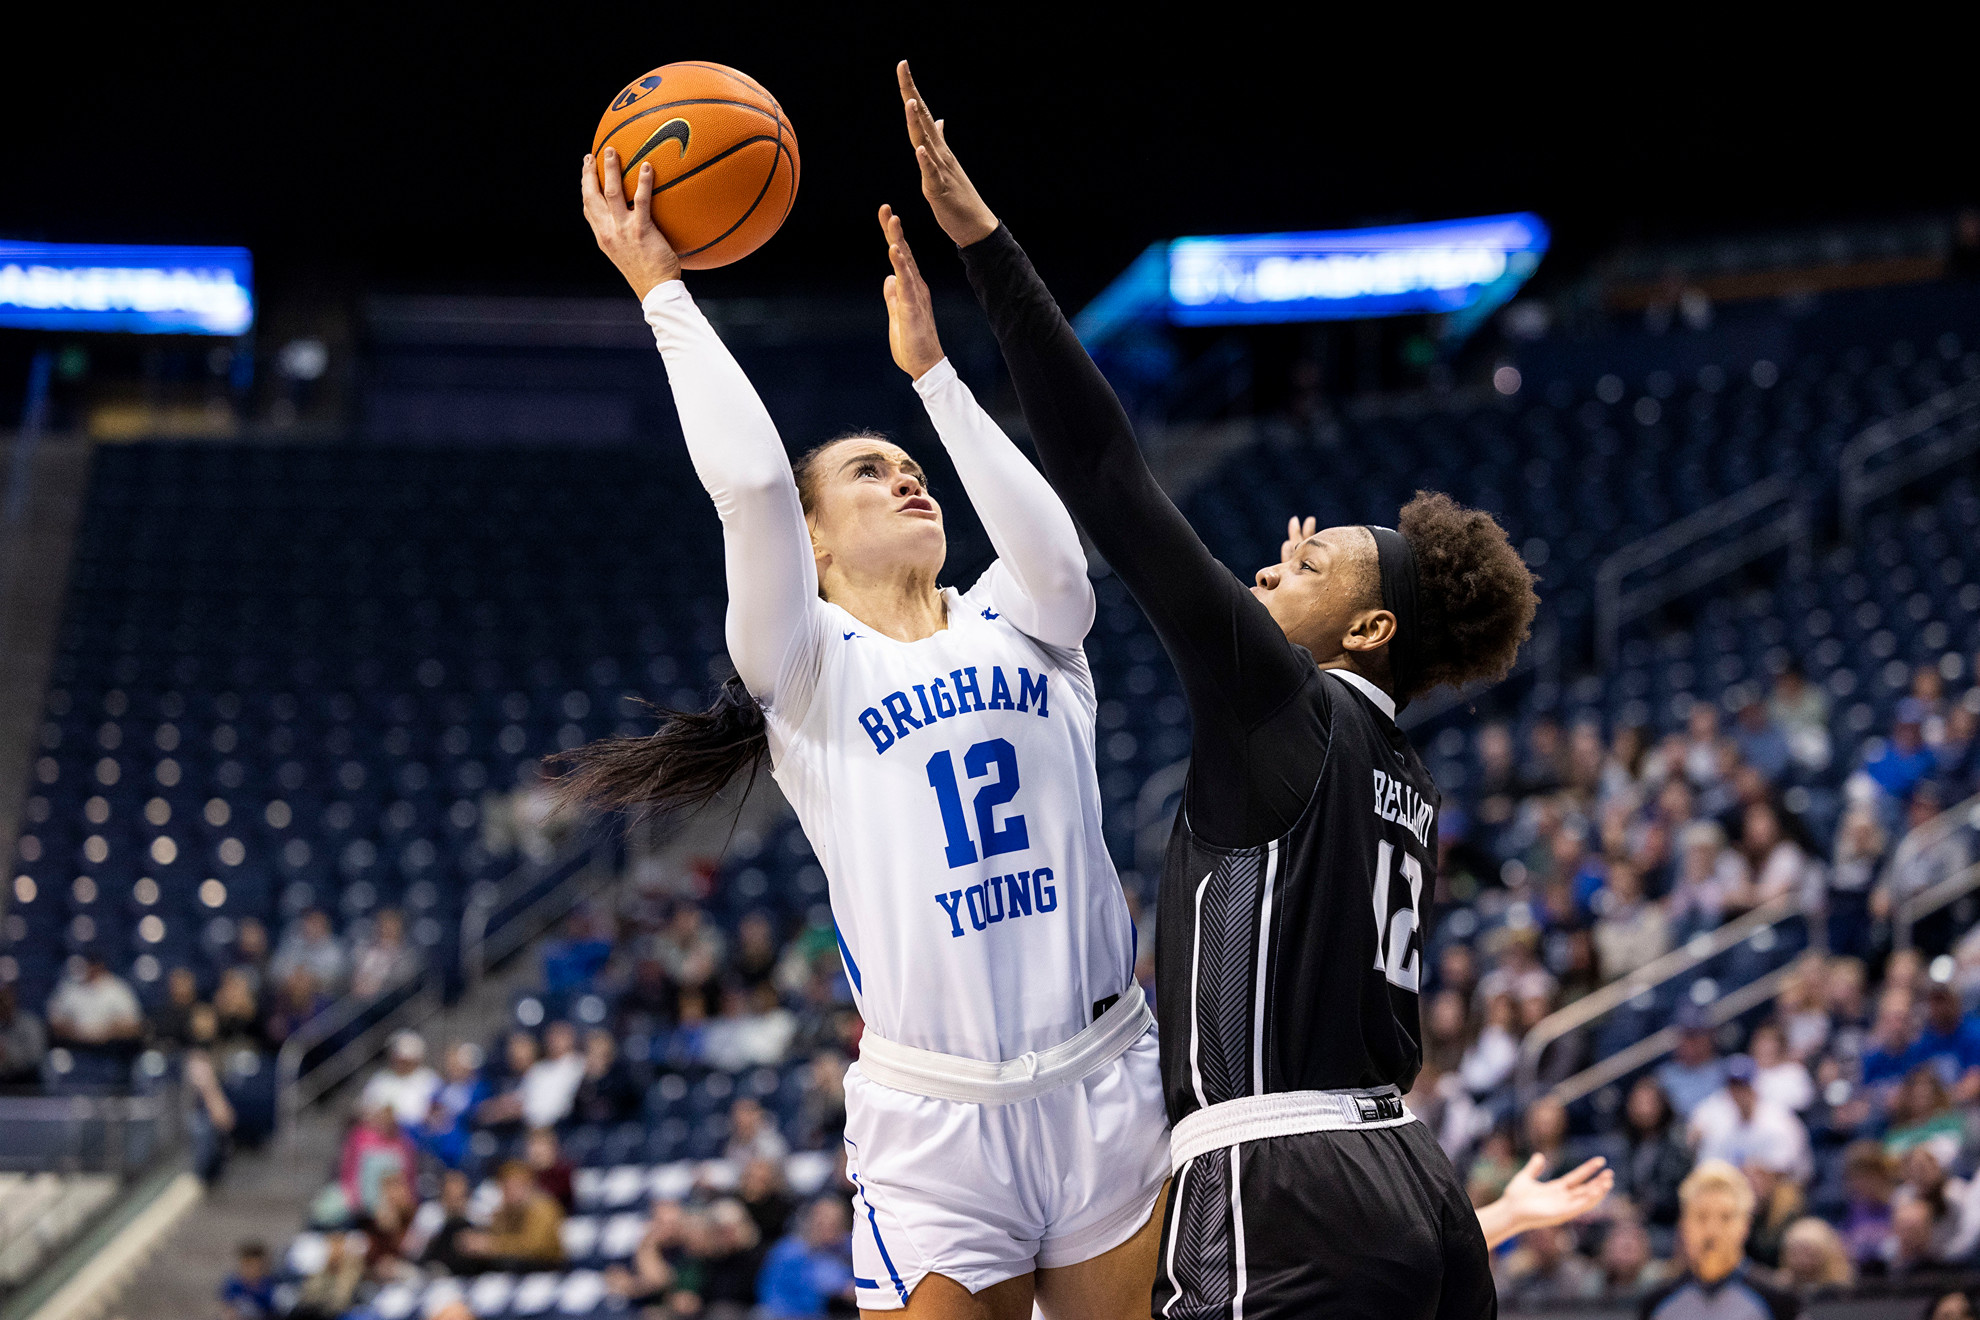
[
  {"xmin": 857, "ymin": 664, "xmax": 1052, "ymax": 755},
  {"xmin": 933, "ymin": 866, "xmax": 1058, "ymax": 938}
]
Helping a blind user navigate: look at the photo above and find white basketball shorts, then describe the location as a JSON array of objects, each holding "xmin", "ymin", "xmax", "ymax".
[{"xmin": 842, "ymin": 1026, "xmax": 1170, "ymax": 1309}]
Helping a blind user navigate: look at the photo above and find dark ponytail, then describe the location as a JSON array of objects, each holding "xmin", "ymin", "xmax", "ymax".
[
  {"xmin": 547, "ymin": 672, "xmax": 768, "ymax": 819},
  {"xmin": 548, "ymin": 432, "xmax": 886, "ymax": 819}
]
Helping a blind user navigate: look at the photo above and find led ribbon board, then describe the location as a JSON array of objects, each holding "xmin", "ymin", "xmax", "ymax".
[
  {"xmin": 0, "ymin": 241, "xmax": 254, "ymax": 335},
  {"xmin": 1074, "ymin": 213, "xmax": 1548, "ymax": 346}
]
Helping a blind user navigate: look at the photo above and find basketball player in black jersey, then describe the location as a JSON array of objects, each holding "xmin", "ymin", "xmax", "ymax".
[{"xmin": 895, "ymin": 63, "xmax": 1607, "ymax": 1320}]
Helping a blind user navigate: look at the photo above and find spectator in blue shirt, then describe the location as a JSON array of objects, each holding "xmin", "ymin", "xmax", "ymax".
[
  {"xmin": 1658, "ymin": 1008, "xmax": 1728, "ymax": 1119},
  {"xmin": 1915, "ymin": 982, "xmax": 1980, "ymax": 1099},
  {"xmin": 757, "ymin": 1197, "xmax": 856, "ymax": 1318},
  {"xmin": 1732, "ymin": 699, "xmax": 1792, "ymax": 785},
  {"xmin": 1861, "ymin": 991, "xmax": 1925, "ymax": 1090},
  {"xmin": 1863, "ymin": 701, "xmax": 1938, "ymax": 809},
  {"xmin": 218, "ymin": 1240, "xmax": 276, "ymax": 1320}
]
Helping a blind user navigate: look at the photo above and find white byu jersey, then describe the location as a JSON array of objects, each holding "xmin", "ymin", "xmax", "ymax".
[{"xmin": 765, "ymin": 571, "xmax": 1136, "ymax": 1062}]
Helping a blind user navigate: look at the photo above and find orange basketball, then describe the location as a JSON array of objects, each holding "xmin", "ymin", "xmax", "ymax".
[{"xmin": 592, "ymin": 62, "xmax": 799, "ymax": 270}]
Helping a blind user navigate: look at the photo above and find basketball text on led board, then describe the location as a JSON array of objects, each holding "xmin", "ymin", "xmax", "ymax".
[
  {"xmin": 1165, "ymin": 214, "xmax": 1549, "ymax": 326},
  {"xmin": 0, "ymin": 241, "xmax": 254, "ymax": 335}
]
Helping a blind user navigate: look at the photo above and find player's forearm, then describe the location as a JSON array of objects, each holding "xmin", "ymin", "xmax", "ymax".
[
  {"xmin": 914, "ymin": 358, "xmax": 1093, "ymax": 647},
  {"xmin": 1474, "ymin": 1200, "xmax": 1517, "ymax": 1250},
  {"xmin": 642, "ymin": 280, "xmax": 817, "ymax": 700}
]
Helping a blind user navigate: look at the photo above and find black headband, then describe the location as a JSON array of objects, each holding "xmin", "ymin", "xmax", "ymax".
[{"xmin": 1365, "ymin": 525, "xmax": 1422, "ymax": 711}]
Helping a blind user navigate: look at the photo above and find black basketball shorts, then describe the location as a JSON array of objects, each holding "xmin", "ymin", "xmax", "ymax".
[{"xmin": 1152, "ymin": 1117, "xmax": 1495, "ymax": 1320}]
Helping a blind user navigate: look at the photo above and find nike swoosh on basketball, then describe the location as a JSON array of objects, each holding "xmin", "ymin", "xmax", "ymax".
[{"xmin": 626, "ymin": 118, "xmax": 691, "ymax": 170}]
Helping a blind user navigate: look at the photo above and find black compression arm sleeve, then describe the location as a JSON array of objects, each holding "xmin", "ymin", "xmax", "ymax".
[{"xmin": 959, "ymin": 226, "xmax": 1320, "ymax": 842}]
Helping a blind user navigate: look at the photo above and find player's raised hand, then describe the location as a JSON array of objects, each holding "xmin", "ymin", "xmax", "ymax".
[
  {"xmin": 879, "ymin": 205, "xmax": 945, "ymax": 380},
  {"xmin": 1282, "ymin": 516, "xmax": 1318, "ymax": 562},
  {"xmin": 897, "ymin": 61, "xmax": 998, "ymax": 248},
  {"xmin": 581, "ymin": 148, "xmax": 682, "ymax": 300}
]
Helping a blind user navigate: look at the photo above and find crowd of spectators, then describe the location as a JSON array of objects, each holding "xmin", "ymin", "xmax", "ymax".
[
  {"xmin": 213, "ymin": 647, "xmax": 1980, "ymax": 1317},
  {"xmin": 1405, "ymin": 652, "xmax": 1980, "ymax": 1304}
]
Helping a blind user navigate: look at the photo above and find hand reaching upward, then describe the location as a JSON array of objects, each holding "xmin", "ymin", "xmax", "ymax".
[
  {"xmin": 581, "ymin": 147, "xmax": 682, "ymax": 300},
  {"xmin": 897, "ymin": 60, "xmax": 999, "ymax": 248},
  {"xmin": 879, "ymin": 205, "xmax": 945, "ymax": 380}
]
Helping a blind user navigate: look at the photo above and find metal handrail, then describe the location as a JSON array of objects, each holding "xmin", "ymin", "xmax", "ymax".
[
  {"xmin": 1897, "ymin": 862, "xmax": 1980, "ymax": 952},
  {"xmin": 1545, "ymin": 956, "xmax": 1810, "ymax": 1108},
  {"xmin": 1594, "ymin": 475, "xmax": 1809, "ymax": 668},
  {"xmin": 1840, "ymin": 379, "xmax": 1980, "ymax": 541},
  {"xmin": 459, "ymin": 834, "xmax": 615, "ymax": 990},
  {"xmin": 273, "ymin": 965, "xmax": 437, "ymax": 1135},
  {"xmin": 1880, "ymin": 790, "xmax": 1980, "ymax": 900},
  {"xmin": 1514, "ymin": 894, "xmax": 1801, "ymax": 1100}
]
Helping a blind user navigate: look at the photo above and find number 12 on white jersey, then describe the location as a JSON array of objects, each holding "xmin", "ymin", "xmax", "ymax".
[{"xmin": 1372, "ymin": 838, "xmax": 1424, "ymax": 993}]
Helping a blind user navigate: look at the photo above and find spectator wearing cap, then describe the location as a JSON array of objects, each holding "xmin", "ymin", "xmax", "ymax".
[
  {"xmin": 1658, "ymin": 1008, "xmax": 1727, "ymax": 1119},
  {"xmin": 1690, "ymin": 1055, "xmax": 1813, "ymax": 1184},
  {"xmin": 46, "ymin": 951, "xmax": 142, "ymax": 1050},
  {"xmin": 1639, "ymin": 1160, "xmax": 1800, "ymax": 1320},
  {"xmin": 359, "ymin": 1031, "xmax": 442, "ymax": 1129}
]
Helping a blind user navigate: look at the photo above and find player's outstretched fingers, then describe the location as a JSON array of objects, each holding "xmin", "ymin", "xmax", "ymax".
[
  {"xmin": 600, "ymin": 148, "xmax": 625, "ymax": 203},
  {"xmin": 631, "ymin": 161, "xmax": 655, "ymax": 224}
]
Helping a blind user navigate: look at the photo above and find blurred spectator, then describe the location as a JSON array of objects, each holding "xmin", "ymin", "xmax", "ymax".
[
  {"xmin": 149, "ymin": 965, "xmax": 202, "ymax": 1049},
  {"xmin": 734, "ymin": 911, "xmax": 781, "ymax": 991},
  {"xmin": 217, "ymin": 1240, "xmax": 275, "ymax": 1320},
  {"xmin": 1938, "ymin": 699, "xmax": 1979, "ymax": 797},
  {"xmin": 1929, "ymin": 1294, "xmax": 1979, "ymax": 1320},
  {"xmin": 1740, "ymin": 803, "xmax": 1812, "ymax": 909},
  {"xmin": 359, "ymin": 1030, "xmax": 441, "ymax": 1129},
  {"xmin": 1863, "ymin": 992, "xmax": 1926, "ymax": 1089},
  {"xmin": 726, "ymin": 1096, "xmax": 790, "ymax": 1165},
  {"xmin": 1668, "ymin": 822, "xmax": 1750, "ymax": 935},
  {"xmin": 474, "ymin": 1029, "xmax": 540, "ymax": 1126},
  {"xmin": 364, "ymin": 1168, "xmax": 421, "ymax": 1270},
  {"xmin": 1861, "ymin": 703, "xmax": 1938, "ymax": 813},
  {"xmin": 1640, "ymin": 1160, "xmax": 1800, "ymax": 1320},
  {"xmin": 480, "ymin": 1023, "xmax": 584, "ymax": 1129},
  {"xmin": 572, "ymin": 1026, "xmax": 641, "ymax": 1124},
  {"xmin": 541, "ymin": 908, "xmax": 614, "ymax": 995},
  {"xmin": 1885, "ymin": 1196, "xmax": 1947, "ymax": 1276},
  {"xmin": 1774, "ymin": 1217, "xmax": 1853, "ymax": 1291},
  {"xmin": 1594, "ymin": 861, "xmax": 1671, "ymax": 981},
  {"xmin": 526, "ymin": 1126, "xmax": 576, "ymax": 1212},
  {"xmin": 1497, "ymin": 1223, "xmax": 1605, "ymax": 1303},
  {"xmin": 608, "ymin": 1199, "xmax": 690, "ymax": 1306},
  {"xmin": 419, "ymin": 1042, "xmax": 485, "ymax": 1169},
  {"xmin": 1767, "ymin": 664, "xmax": 1832, "ymax": 775},
  {"xmin": 412, "ymin": 1168, "xmax": 478, "ymax": 1275},
  {"xmin": 1840, "ymin": 1141, "xmax": 1898, "ymax": 1265},
  {"xmin": 261, "ymin": 967, "xmax": 329, "ymax": 1047},
  {"xmin": 1621, "ymin": 1078, "xmax": 1693, "ymax": 1227},
  {"xmin": 705, "ymin": 983, "xmax": 798, "ymax": 1072},
  {"xmin": 271, "ymin": 910, "xmax": 349, "ymax": 998},
  {"xmin": 1749, "ymin": 1023, "xmax": 1814, "ymax": 1113},
  {"xmin": 184, "ymin": 1017, "xmax": 238, "ymax": 1183},
  {"xmin": 1884, "ymin": 1067, "xmax": 1962, "ymax": 1166},
  {"xmin": 1733, "ymin": 699, "xmax": 1792, "ymax": 784},
  {"xmin": 739, "ymin": 1156, "xmax": 797, "ymax": 1243},
  {"xmin": 1600, "ymin": 1217, "xmax": 1673, "ymax": 1297},
  {"xmin": 1523, "ymin": 1096, "xmax": 1571, "ymax": 1170},
  {"xmin": 227, "ymin": 916, "xmax": 273, "ymax": 997},
  {"xmin": 697, "ymin": 1197, "xmax": 768, "ymax": 1320},
  {"xmin": 655, "ymin": 904, "xmax": 726, "ymax": 987},
  {"xmin": 339, "ymin": 1100, "xmax": 416, "ymax": 1217},
  {"xmin": 348, "ymin": 908, "xmax": 421, "ymax": 999},
  {"xmin": 1915, "ymin": 982, "xmax": 1980, "ymax": 1100},
  {"xmin": 1459, "ymin": 994, "xmax": 1520, "ymax": 1096},
  {"xmin": 757, "ymin": 1197, "xmax": 856, "ymax": 1319},
  {"xmin": 0, "ymin": 984, "xmax": 48, "ymax": 1083},
  {"xmin": 1745, "ymin": 1156, "xmax": 1809, "ymax": 1269},
  {"xmin": 46, "ymin": 951, "xmax": 142, "ymax": 1049},
  {"xmin": 1876, "ymin": 784, "xmax": 1973, "ymax": 950},
  {"xmin": 1777, "ymin": 960, "xmax": 1832, "ymax": 1063},
  {"xmin": 1829, "ymin": 807, "xmax": 1888, "ymax": 960},
  {"xmin": 1689, "ymin": 1056, "xmax": 1812, "ymax": 1182},
  {"xmin": 289, "ymin": 1231, "xmax": 364, "ymax": 1320},
  {"xmin": 1657, "ymin": 1010, "xmax": 1726, "ymax": 1118},
  {"xmin": 454, "ymin": 1159, "xmax": 566, "ymax": 1271},
  {"xmin": 212, "ymin": 968, "xmax": 262, "ymax": 1048}
]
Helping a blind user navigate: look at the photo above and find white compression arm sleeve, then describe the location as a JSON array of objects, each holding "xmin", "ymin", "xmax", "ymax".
[
  {"xmin": 913, "ymin": 358, "xmax": 1096, "ymax": 649},
  {"xmin": 642, "ymin": 280, "xmax": 819, "ymax": 712}
]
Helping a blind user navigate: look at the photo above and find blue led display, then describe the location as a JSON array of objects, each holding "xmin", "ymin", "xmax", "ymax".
[{"xmin": 0, "ymin": 241, "xmax": 254, "ymax": 335}]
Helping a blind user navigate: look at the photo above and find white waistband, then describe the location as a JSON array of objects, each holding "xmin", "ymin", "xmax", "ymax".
[
  {"xmin": 852, "ymin": 983, "xmax": 1152, "ymax": 1106},
  {"xmin": 1169, "ymin": 1088, "xmax": 1417, "ymax": 1172}
]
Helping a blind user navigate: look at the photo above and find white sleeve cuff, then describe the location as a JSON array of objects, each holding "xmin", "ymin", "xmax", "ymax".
[
  {"xmin": 910, "ymin": 356, "xmax": 958, "ymax": 398},
  {"xmin": 641, "ymin": 278, "xmax": 690, "ymax": 319}
]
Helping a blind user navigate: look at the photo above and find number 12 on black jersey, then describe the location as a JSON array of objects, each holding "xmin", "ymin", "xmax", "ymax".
[{"xmin": 1372, "ymin": 838, "xmax": 1424, "ymax": 993}]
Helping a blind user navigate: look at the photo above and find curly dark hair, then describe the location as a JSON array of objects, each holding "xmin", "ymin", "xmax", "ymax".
[{"xmin": 1396, "ymin": 490, "xmax": 1538, "ymax": 699}]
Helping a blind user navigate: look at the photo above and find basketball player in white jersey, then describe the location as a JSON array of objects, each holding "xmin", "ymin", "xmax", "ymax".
[{"xmin": 568, "ymin": 148, "xmax": 1170, "ymax": 1319}]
